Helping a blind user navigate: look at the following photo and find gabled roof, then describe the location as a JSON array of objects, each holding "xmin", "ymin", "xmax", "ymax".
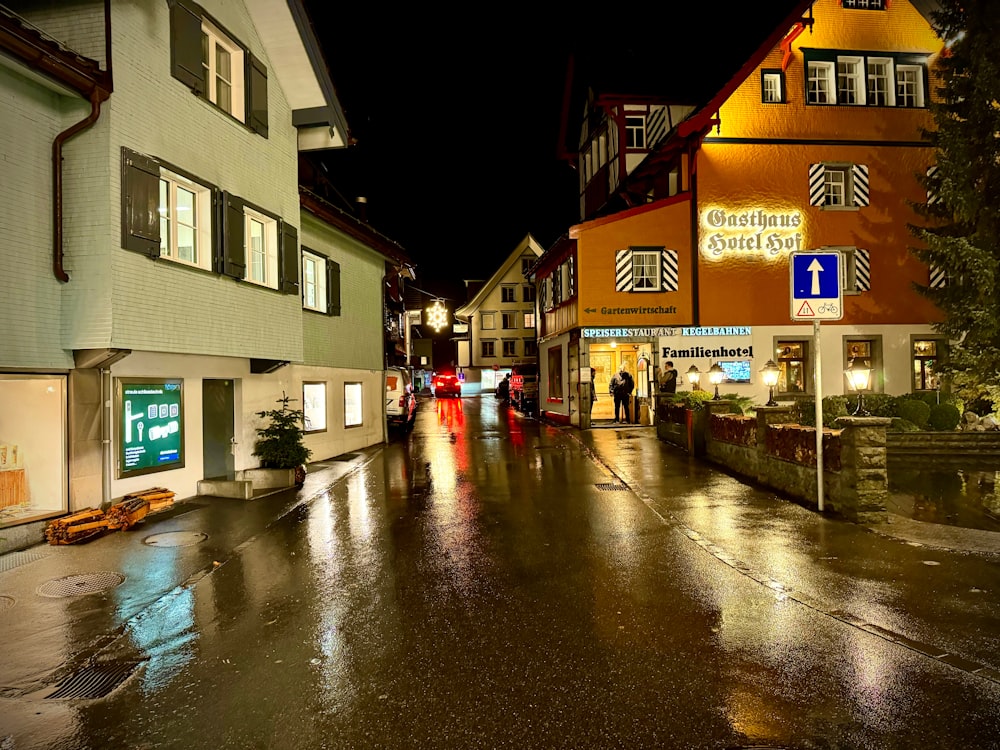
[
  {"xmin": 300, "ymin": 187, "xmax": 411, "ymax": 268},
  {"xmin": 243, "ymin": 0, "xmax": 350, "ymax": 150},
  {"xmin": 454, "ymin": 234, "xmax": 544, "ymax": 319}
]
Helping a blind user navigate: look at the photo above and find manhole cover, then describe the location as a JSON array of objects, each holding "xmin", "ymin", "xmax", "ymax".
[
  {"xmin": 45, "ymin": 659, "xmax": 144, "ymax": 700},
  {"xmin": 143, "ymin": 531, "xmax": 208, "ymax": 547},
  {"xmin": 37, "ymin": 571, "xmax": 126, "ymax": 598},
  {"xmin": 0, "ymin": 595, "xmax": 14, "ymax": 611}
]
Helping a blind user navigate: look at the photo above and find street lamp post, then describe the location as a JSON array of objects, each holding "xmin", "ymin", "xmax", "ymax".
[
  {"xmin": 760, "ymin": 359, "xmax": 780, "ymax": 407},
  {"xmin": 686, "ymin": 365, "xmax": 701, "ymax": 391},
  {"xmin": 708, "ymin": 363, "xmax": 725, "ymax": 400},
  {"xmin": 845, "ymin": 359, "xmax": 872, "ymax": 416}
]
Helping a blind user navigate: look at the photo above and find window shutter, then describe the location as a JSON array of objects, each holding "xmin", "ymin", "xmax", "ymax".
[
  {"xmin": 278, "ymin": 221, "xmax": 299, "ymax": 294},
  {"xmin": 326, "ymin": 259, "xmax": 341, "ymax": 316},
  {"xmin": 121, "ymin": 148, "xmax": 161, "ymax": 258},
  {"xmin": 247, "ymin": 52, "xmax": 269, "ymax": 138},
  {"xmin": 854, "ymin": 248, "xmax": 871, "ymax": 291},
  {"xmin": 169, "ymin": 0, "xmax": 205, "ymax": 95},
  {"xmin": 615, "ymin": 249, "xmax": 632, "ymax": 291},
  {"xmin": 926, "ymin": 165, "xmax": 939, "ymax": 205},
  {"xmin": 808, "ymin": 164, "xmax": 826, "ymax": 206},
  {"xmin": 221, "ymin": 192, "xmax": 246, "ymax": 279},
  {"xmin": 661, "ymin": 249, "xmax": 679, "ymax": 292},
  {"xmin": 567, "ymin": 256, "xmax": 575, "ymax": 298},
  {"xmin": 852, "ymin": 164, "xmax": 870, "ymax": 206},
  {"xmin": 929, "ymin": 263, "xmax": 947, "ymax": 288}
]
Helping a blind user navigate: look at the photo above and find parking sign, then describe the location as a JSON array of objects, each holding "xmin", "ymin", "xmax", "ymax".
[{"xmin": 790, "ymin": 252, "xmax": 843, "ymax": 320}]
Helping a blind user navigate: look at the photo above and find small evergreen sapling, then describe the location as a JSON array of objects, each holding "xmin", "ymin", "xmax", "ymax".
[{"xmin": 252, "ymin": 392, "xmax": 312, "ymax": 470}]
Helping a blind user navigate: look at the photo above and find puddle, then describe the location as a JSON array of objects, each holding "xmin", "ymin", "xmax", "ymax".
[{"xmin": 887, "ymin": 460, "xmax": 1000, "ymax": 532}]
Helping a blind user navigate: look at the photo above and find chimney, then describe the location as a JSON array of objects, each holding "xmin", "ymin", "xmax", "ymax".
[{"xmin": 356, "ymin": 196, "xmax": 368, "ymax": 222}]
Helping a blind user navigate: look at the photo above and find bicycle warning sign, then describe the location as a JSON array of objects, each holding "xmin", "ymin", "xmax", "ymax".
[{"xmin": 790, "ymin": 252, "xmax": 843, "ymax": 321}]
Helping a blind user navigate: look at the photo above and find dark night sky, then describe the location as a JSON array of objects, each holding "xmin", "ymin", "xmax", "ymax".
[{"xmin": 300, "ymin": 4, "xmax": 803, "ymax": 296}]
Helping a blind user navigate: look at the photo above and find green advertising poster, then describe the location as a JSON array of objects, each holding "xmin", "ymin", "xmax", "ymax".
[{"xmin": 118, "ymin": 378, "xmax": 184, "ymax": 477}]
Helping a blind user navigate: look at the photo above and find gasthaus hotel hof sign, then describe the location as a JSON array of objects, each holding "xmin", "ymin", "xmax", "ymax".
[{"xmin": 701, "ymin": 207, "xmax": 804, "ymax": 257}]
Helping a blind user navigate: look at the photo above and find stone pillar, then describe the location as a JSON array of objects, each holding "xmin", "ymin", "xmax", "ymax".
[
  {"xmin": 754, "ymin": 405, "xmax": 796, "ymax": 483},
  {"xmin": 834, "ymin": 416, "xmax": 891, "ymax": 523}
]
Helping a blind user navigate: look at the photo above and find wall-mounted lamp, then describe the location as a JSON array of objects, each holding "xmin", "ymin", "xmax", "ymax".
[
  {"xmin": 760, "ymin": 359, "xmax": 780, "ymax": 407},
  {"xmin": 845, "ymin": 359, "xmax": 872, "ymax": 416},
  {"xmin": 686, "ymin": 365, "xmax": 701, "ymax": 390},
  {"xmin": 708, "ymin": 363, "xmax": 725, "ymax": 400}
]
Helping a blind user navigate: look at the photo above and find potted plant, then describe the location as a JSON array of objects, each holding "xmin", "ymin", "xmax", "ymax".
[{"xmin": 252, "ymin": 392, "xmax": 311, "ymax": 486}]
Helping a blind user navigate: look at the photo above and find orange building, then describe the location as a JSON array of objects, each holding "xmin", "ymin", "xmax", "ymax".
[{"xmin": 534, "ymin": 0, "xmax": 947, "ymax": 428}]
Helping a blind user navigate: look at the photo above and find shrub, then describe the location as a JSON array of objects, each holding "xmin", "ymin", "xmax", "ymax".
[
  {"xmin": 862, "ymin": 393, "xmax": 896, "ymax": 417},
  {"xmin": 897, "ymin": 399, "xmax": 931, "ymax": 429},
  {"xmin": 796, "ymin": 396, "xmax": 848, "ymax": 429},
  {"xmin": 927, "ymin": 403, "xmax": 961, "ymax": 431},
  {"xmin": 890, "ymin": 417, "xmax": 921, "ymax": 432}
]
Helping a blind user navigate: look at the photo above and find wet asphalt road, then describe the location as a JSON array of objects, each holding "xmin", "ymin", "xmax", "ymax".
[{"xmin": 1, "ymin": 395, "xmax": 1000, "ymax": 749}]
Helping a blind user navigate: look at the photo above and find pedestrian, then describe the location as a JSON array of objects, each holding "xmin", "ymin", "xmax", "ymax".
[
  {"xmin": 590, "ymin": 367, "xmax": 598, "ymax": 406},
  {"xmin": 659, "ymin": 360, "xmax": 678, "ymax": 394},
  {"xmin": 609, "ymin": 364, "xmax": 634, "ymax": 423}
]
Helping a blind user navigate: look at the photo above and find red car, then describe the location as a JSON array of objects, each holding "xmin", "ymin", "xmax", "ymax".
[{"xmin": 433, "ymin": 373, "xmax": 462, "ymax": 398}]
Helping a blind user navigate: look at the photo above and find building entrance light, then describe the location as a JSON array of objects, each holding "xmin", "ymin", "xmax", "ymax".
[
  {"xmin": 760, "ymin": 359, "xmax": 780, "ymax": 407},
  {"xmin": 708, "ymin": 363, "xmax": 725, "ymax": 400},
  {"xmin": 845, "ymin": 359, "xmax": 872, "ymax": 416}
]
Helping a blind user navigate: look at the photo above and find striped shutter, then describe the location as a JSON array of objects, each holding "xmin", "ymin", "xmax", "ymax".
[
  {"xmin": 926, "ymin": 165, "xmax": 939, "ymax": 205},
  {"xmin": 615, "ymin": 249, "xmax": 632, "ymax": 291},
  {"xmin": 854, "ymin": 248, "xmax": 870, "ymax": 291},
  {"xmin": 567, "ymin": 256, "xmax": 576, "ymax": 297},
  {"xmin": 929, "ymin": 264, "xmax": 947, "ymax": 288},
  {"xmin": 808, "ymin": 164, "xmax": 826, "ymax": 206},
  {"xmin": 661, "ymin": 249, "xmax": 679, "ymax": 292},
  {"xmin": 852, "ymin": 164, "xmax": 870, "ymax": 206}
]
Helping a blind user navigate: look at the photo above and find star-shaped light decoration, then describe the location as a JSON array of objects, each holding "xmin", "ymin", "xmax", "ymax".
[{"xmin": 426, "ymin": 298, "xmax": 448, "ymax": 331}]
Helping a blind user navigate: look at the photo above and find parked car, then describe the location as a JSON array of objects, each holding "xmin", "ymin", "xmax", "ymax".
[
  {"xmin": 433, "ymin": 373, "xmax": 462, "ymax": 398},
  {"xmin": 385, "ymin": 367, "xmax": 417, "ymax": 430}
]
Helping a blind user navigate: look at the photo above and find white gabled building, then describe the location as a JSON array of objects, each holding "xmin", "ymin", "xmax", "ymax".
[
  {"xmin": 454, "ymin": 234, "xmax": 543, "ymax": 393},
  {"xmin": 0, "ymin": 0, "xmax": 409, "ymax": 546}
]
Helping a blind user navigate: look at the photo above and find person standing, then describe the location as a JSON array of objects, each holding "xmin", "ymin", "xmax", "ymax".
[
  {"xmin": 609, "ymin": 364, "xmax": 634, "ymax": 423},
  {"xmin": 659, "ymin": 361, "xmax": 678, "ymax": 394}
]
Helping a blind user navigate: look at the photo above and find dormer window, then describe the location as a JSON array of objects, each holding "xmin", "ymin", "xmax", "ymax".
[{"xmin": 842, "ymin": 0, "xmax": 886, "ymax": 9}]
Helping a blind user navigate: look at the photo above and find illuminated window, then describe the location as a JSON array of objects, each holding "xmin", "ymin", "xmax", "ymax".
[
  {"xmin": 775, "ymin": 340, "xmax": 809, "ymax": 394},
  {"xmin": 158, "ymin": 169, "xmax": 212, "ymax": 270},
  {"xmin": 303, "ymin": 382, "xmax": 327, "ymax": 432},
  {"xmin": 502, "ymin": 340, "xmax": 516, "ymax": 357},
  {"xmin": 625, "ymin": 115, "xmax": 646, "ymax": 149},
  {"xmin": 502, "ymin": 312, "xmax": 517, "ymax": 329},
  {"xmin": 243, "ymin": 207, "xmax": 278, "ymax": 289},
  {"xmin": 912, "ymin": 338, "xmax": 945, "ymax": 391},
  {"xmin": 501, "ymin": 286, "xmax": 516, "ymax": 303},
  {"xmin": 843, "ymin": 338, "xmax": 882, "ymax": 392},
  {"xmin": 843, "ymin": 0, "xmax": 886, "ymax": 9},
  {"xmin": 523, "ymin": 312, "xmax": 535, "ymax": 328},
  {"xmin": 344, "ymin": 382, "xmax": 362, "ymax": 428},
  {"xmin": 762, "ymin": 70, "xmax": 784, "ymax": 103},
  {"xmin": 837, "ymin": 57, "xmax": 865, "ymax": 105},
  {"xmin": 201, "ymin": 22, "xmax": 244, "ymax": 118},
  {"xmin": 807, "ymin": 61, "xmax": 835, "ymax": 104},
  {"xmin": 481, "ymin": 340, "xmax": 495, "ymax": 357}
]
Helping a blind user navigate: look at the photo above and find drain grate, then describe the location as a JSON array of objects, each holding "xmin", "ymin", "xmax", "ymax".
[
  {"xmin": 595, "ymin": 482, "xmax": 629, "ymax": 491},
  {"xmin": 143, "ymin": 531, "xmax": 208, "ymax": 548},
  {"xmin": 0, "ymin": 549, "xmax": 50, "ymax": 573},
  {"xmin": 45, "ymin": 659, "xmax": 144, "ymax": 700},
  {"xmin": 37, "ymin": 571, "xmax": 126, "ymax": 598},
  {"xmin": 0, "ymin": 595, "xmax": 14, "ymax": 611}
]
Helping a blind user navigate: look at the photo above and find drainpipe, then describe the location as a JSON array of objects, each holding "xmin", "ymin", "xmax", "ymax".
[{"xmin": 53, "ymin": 89, "xmax": 104, "ymax": 282}]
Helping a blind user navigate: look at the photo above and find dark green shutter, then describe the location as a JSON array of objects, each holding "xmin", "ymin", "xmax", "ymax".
[
  {"xmin": 279, "ymin": 221, "xmax": 299, "ymax": 294},
  {"xmin": 169, "ymin": 0, "xmax": 205, "ymax": 95},
  {"xmin": 247, "ymin": 52, "xmax": 269, "ymax": 137},
  {"xmin": 121, "ymin": 147, "xmax": 161, "ymax": 258},
  {"xmin": 221, "ymin": 192, "xmax": 246, "ymax": 279},
  {"xmin": 327, "ymin": 259, "xmax": 341, "ymax": 316}
]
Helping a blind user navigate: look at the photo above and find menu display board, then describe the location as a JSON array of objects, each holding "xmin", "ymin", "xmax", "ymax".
[{"xmin": 117, "ymin": 378, "xmax": 184, "ymax": 477}]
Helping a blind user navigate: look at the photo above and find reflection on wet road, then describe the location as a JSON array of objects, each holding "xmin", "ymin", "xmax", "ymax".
[{"xmin": 2, "ymin": 396, "xmax": 999, "ymax": 749}]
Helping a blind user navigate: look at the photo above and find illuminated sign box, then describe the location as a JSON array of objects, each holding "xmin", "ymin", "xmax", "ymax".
[{"xmin": 117, "ymin": 378, "xmax": 184, "ymax": 477}]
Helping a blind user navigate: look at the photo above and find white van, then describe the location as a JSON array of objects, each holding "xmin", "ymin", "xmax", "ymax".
[{"xmin": 385, "ymin": 367, "xmax": 417, "ymax": 431}]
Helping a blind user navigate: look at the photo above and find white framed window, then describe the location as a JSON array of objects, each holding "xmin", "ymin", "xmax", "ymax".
[
  {"xmin": 303, "ymin": 382, "xmax": 327, "ymax": 433},
  {"xmin": 762, "ymin": 71, "xmax": 784, "ymax": 103},
  {"xmin": 843, "ymin": 0, "xmax": 886, "ymax": 9},
  {"xmin": 201, "ymin": 21, "xmax": 245, "ymax": 121},
  {"xmin": 632, "ymin": 251, "xmax": 660, "ymax": 291},
  {"xmin": 867, "ymin": 58, "xmax": 895, "ymax": 106},
  {"xmin": 302, "ymin": 250, "xmax": 328, "ymax": 313},
  {"xmin": 481, "ymin": 312, "xmax": 495, "ymax": 330},
  {"xmin": 807, "ymin": 61, "xmax": 835, "ymax": 104},
  {"xmin": 808, "ymin": 163, "xmax": 870, "ymax": 209},
  {"xmin": 837, "ymin": 57, "xmax": 866, "ymax": 105},
  {"xmin": 625, "ymin": 115, "xmax": 646, "ymax": 149},
  {"xmin": 158, "ymin": 169, "xmax": 212, "ymax": 270},
  {"xmin": 244, "ymin": 207, "xmax": 278, "ymax": 288},
  {"xmin": 896, "ymin": 65, "xmax": 924, "ymax": 107},
  {"xmin": 523, "ymin": 312, "xmax": 535, "ymax": 328},
  {"xmin": 502, "ymin": 340, "xmax": 516, "ymax": 357},
  {"xmin": 344, "ymin": 382, "xmax": 362, "ymax": 428},
  {"xmin": 825, "ymin": 167, "xmax": 848, "ymax": 207}
]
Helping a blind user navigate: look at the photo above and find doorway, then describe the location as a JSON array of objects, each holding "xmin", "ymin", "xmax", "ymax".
[
  {"xmin": 202, "ymin": 379, "xmax": 235, "ymax": 479},
  {"xmin": 588, "ymin": 342, "xmax": 655, "ymax": 424}
]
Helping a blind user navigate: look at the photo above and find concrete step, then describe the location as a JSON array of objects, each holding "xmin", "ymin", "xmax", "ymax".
[{"xmin": 196, "ymin": 478, "xmax": 253, "ymax": 500}]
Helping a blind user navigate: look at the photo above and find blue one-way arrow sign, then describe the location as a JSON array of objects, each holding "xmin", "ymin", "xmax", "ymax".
[{"xmin": 790, "ymin": 251, "xmax": 843, "ymax": 320}]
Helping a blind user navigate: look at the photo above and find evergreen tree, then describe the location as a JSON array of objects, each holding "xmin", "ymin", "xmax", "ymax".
[{"xmin": 909, "ymin": 0, "xmax": 1000, "ymax": 405}]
